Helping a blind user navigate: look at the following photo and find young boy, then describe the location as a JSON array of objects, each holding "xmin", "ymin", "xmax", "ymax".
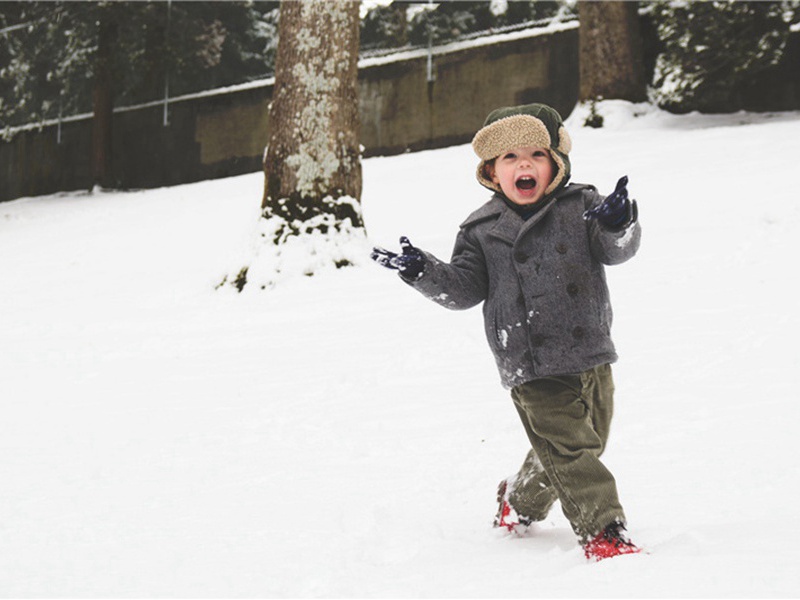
[{"xmin": 371, "ymin": 103, "xmax": 642, "ymax": 562}]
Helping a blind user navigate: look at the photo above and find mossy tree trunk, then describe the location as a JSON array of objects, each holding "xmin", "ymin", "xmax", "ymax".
[
  {"xmin": 262, "ymin": 0, "xmax": 363, "ymax": 230},
  {"xmin": 578, "ymin": 1, "xmax": 646, "ymax": 103}
]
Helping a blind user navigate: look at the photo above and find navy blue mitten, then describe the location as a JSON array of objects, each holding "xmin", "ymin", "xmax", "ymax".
[
  {"xmin": 371, "ymin": 236, "xmax": 426, "ymax": 281},
  {"xmin": 583, "ymin": 175, "xmax": 635, "ymax": 230}
]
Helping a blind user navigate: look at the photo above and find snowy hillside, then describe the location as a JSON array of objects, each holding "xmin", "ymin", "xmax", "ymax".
[{"xmin": 1, "ymin": 101, "xmax": 799, "ymax": 597}]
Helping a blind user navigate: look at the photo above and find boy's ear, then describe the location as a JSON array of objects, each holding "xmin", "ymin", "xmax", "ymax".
[{"xmin": 482, "ymin": 161, "xmax": 497, "ymax": 183}]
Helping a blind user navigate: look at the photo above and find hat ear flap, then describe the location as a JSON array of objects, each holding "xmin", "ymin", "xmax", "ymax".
[
  {"xmin": 545, "ymin": 151, "xmax": 569, "ymax": 196},
  {"xmin": 557, "ymin": 126, "xmax": 572, "ymax": 154},
  {"xmin": 476, "ymin": 160, "xmax": 502, "ymax": 193}
]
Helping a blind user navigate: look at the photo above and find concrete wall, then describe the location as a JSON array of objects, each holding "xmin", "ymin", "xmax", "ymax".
[{"xmin": 358, "ymin": 25, "xmax": 579, "ymax": 155}]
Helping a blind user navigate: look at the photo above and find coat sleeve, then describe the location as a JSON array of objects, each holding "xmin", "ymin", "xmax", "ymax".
[
  {"xmin": 402, "ymin": 226, "xmax": 489, "ymax": 310},
  {"xmin": 584, "ymin": 188, "xmax": 642, "ymax": 266}
]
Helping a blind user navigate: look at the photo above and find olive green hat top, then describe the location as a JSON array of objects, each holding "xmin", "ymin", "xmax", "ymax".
[{"xmin": 472, "ymin": 103, "xmax": 572, "ymax": 197}]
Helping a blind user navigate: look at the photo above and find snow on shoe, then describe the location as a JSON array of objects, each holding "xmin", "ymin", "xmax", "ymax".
[
  {"xmin": 493, "ymin": 479, "xmax": 531, "ymax": 532},
  {"xmin": 583, "ymin": 522, "xmax": 641, "ymax": 562}
]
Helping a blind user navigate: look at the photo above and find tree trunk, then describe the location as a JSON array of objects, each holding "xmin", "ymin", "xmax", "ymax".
[
  {"xmin": 223, "ymin": 0, "xmax": 364, "ymax": 291},
  {"xmin": 578, "ymin": 1, "xmax": 646, "ymax": 102},
  {"xmin": 262, "ymin": 0, "xmax": 363, "ymax": 229},
  {"xmin": 92, "ymin": 4, "xmax": 116, "ymax": 188}
]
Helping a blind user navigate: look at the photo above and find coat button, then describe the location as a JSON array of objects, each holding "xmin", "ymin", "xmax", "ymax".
[
  {"xmin": 572, "ymin": 326, "xmax": 585, "ymax": 339},
  {"xmin": 514, "ymin": 250, "xmax": 528, "ymax": 263},
  {"xmin": 556, "ymin": 242, "xmax": 568, "ymax": 254},
  {"xmin": 531, "ymin": 334, "xmax": 545, "ymax": 347},
  {"xmin": 567, "ymin": 283, "xmax": 579, "ymax": 297}
]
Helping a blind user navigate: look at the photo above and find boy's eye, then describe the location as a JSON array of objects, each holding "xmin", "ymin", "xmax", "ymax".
[
  {"xmin": 533, "ymin": 150, "xmax": 547, "ymax": 157},
  {"xmin": 503, "ymin": 153, "xmax": 517, "ymax": 160}
]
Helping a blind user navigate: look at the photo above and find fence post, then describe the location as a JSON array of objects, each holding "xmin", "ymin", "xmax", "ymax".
[{"xmin": 163, "ymin": 0, "xmax": 172, "ymax": 127}]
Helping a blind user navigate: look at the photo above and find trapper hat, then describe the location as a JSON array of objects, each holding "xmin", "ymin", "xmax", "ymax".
[{"xmin": 472, "ymin": 103, "xmax": 572, "ymax": 197}]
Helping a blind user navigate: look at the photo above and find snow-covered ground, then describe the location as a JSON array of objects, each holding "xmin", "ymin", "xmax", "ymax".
[{"xmin": 1, "ymin": 101, "xmax": 799, "ymax": 597}]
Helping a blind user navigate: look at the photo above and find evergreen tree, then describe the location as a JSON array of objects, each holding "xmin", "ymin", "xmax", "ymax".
[
  {"xmin": 361, "ymin": 1, "xmax": 408, "ymax": 50},
  {"xmin": 0, "ymin": 1, "xmax": 279, "ymax": 128},
  {"xmin": 648, "ymin": 1, "xmax": 791, "ymax": 113},
  {"xmin": 495, "ymin": 0, "xmax": 565, "ymax": 27},
  {"xmin": 360, "ymin": 1, "xmax": 572, "ymax": 50},
  {"xmin": 0, "ymin": 2, "xmax": 97, "ymax": 127},
  {"xmin": 407, "ymin": 1, "xmax": 493, "ymax": 46},
  {"xmin": 156, "ymin": 2, "xmax": 279, "ymax": 99}
]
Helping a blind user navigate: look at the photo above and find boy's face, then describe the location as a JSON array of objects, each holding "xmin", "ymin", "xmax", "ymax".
[{"xmin": 488, "ymin": 145, "xmax": 555, "ymax": 205}]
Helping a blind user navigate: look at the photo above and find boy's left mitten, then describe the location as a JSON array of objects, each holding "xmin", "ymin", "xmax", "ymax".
[
  {"xmin": 371, "ymin": 236, "xmax": 426, "ymax": 281},
  {"xmin": 583, "ymin": 175, "xmax": 637, "ymax": 230}
]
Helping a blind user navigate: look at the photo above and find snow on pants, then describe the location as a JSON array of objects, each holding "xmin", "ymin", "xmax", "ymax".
[{"xmin": 508, "ymin": 363, "xmax": 626, "ymax": 541}]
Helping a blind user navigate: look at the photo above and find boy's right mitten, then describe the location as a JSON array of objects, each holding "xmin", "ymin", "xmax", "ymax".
[
  {"xmin": 371, "ymin": 236, "xmax": 426, "ymax": 281},
  {"xmin": 583, "ymin": 175, "xmax": 636, "ymax": 230}
]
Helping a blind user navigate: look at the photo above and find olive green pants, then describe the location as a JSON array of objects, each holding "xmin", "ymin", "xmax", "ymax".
[{"xmin": 507, "ymin": 363, "xmax": 625, "ymax": 541}]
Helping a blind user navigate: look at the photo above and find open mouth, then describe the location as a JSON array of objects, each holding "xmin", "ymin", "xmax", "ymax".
[{"xmin": 516, "ymin": 176, "xmax": 537, "ymax": 191}]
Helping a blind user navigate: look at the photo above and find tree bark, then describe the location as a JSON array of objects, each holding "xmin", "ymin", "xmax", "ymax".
[
  {"xmin": 578, "ymin": 1, "xmax": 646, "ymax": 102},
  {"xmin": 262, "ymin": 0, "xmax": 363, "ymax": 229}
]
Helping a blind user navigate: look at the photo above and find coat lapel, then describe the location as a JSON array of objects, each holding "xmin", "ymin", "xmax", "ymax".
[
  {"xmin": 488, "ymin": 207, "xmax": 523, "ymax": 245},
  {"xmin": 517, "ymin": 196, "xmax": 558, "ymax": 241},
  {"xmin": 463, "ymin": 192, "xmax": 562, "ymax": 246}
]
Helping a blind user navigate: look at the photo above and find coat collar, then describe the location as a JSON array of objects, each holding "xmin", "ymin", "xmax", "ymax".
[
  {"xmin": 461, "ymin": 185, "xmax": 591, "ymax": 245},
  {"xmin": 460, "ymin": 194, "xmax": 557, "ymax": 245}
]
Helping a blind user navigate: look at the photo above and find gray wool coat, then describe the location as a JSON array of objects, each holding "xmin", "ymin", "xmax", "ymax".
[{"xmin": 405, "ymin": 183, "xmax": 641, "ymax": 389}]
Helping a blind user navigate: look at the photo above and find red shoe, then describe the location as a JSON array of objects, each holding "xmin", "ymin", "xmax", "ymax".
[
  {"xmin": 493, "ymin": 480, "xmax": 531, "ymax": 532},
  {"xmin": 583, "ymin": 522, "xmax": 641, "ymax": 562}
]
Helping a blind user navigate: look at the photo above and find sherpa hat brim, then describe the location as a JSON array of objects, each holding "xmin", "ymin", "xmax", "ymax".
[
  {"xmin": 471, "ymin": 105, "xmax": 572, "ymax": 197},
  {"xmin": 472, "ymin": 114, "xmax": 571, "ymax": 160}
]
